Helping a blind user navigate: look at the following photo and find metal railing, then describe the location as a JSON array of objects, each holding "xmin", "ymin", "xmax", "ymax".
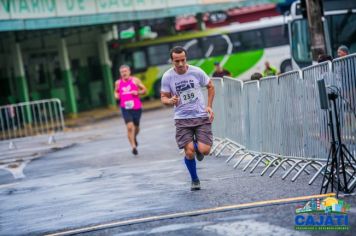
[
  {"xmin": 211, "ymin": 53, "xmax": 356, "ymax": 190},
  {"xmin": 0, "ymin": 99, "xmax": 65, "ymax": 147}
]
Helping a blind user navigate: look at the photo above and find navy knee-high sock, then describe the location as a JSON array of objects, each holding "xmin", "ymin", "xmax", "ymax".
[{"xmin": 184, "ymin": 157, "xmax": 199, "ymax": 181}]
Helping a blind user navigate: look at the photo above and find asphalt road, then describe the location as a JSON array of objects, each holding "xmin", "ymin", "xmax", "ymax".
[{"xmin": 0, "ymin": 108, "xmax": 355, "ymax": 236}]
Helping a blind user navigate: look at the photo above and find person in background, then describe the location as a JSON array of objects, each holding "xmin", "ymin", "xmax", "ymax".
[
  {"xmin": 212, "ymin": 62, "xmax": 231, "ymax": 77},
  {"xmin": 262, "ymin": 61, "xmax": 277, "ymax": 76},
  {"xmin": 337, "ymin": 45, "xmax": 349, "ymax": 58},
  {"xmin": 250, "ymin": 72, "xmax": 263, "ymax": 81},
  {"xmin": 317, "ymin": 54, "xmax": 333, "ymax": 63},
  {"xmin": 114, "ymin": 65, "xmax": 147, "ymax": 155}
]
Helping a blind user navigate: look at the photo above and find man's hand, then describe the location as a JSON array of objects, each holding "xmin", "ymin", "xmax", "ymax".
[
  {"xmin": 206, "ymin": 106, "xmax": 214, "ymax": 122},
  {"xmin": 170, "ymin": 95, "xmax": 179, "ymax": 106}
]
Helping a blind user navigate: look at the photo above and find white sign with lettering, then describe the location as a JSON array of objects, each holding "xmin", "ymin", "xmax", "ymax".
[{"xmin": 0, "ymin": 0, "xmax": 202, "ymax": 20}]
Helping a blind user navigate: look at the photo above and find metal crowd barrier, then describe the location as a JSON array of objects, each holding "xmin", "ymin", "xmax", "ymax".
[
  {"xmin": 211, "ymin": 53, "xmax": 356, "ymax": 190},
  {"xmin": 332, "ymin": 55, "xmax": 356, "ymax": 157},
  {"xmin": 0, "ymin": 99, "xmax": 65, "ymax": 148}
]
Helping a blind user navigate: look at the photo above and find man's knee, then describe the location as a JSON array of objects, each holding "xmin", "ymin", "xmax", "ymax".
[
  {"xmin": 201, "ymin": 148, "xmax": 211, "ymax": 155},
  {"xmin": 198, "ymin": 143, "xmax": 211, "ymax": 155},
  {"xmin": 184, "ymin": 144, "xmax": 195, "ymax": 159},
  {"xmin": 135, "ymin": 125, "xmax": 140, "ymax": 132},
  {"xmin": 126, "ymin": 122, "xmax": 134, "ymax": 132}
]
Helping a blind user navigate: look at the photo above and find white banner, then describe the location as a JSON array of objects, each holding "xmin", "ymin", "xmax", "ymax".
[{"xmin": 0, "ymin": 0, "xmax": 209, "ymax": 20}]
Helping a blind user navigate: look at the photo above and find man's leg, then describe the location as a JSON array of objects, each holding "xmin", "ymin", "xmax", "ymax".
[
  {"xmin": 176, "ymin": 124, "xmax": 201, "ymax": 191},
  {"xmin": 134, "ymin": 125, "xmax": 140, "ymax": 146},
  {"xmin": 193, "ymin": 136, "xmax": 204, "ymax": 161},
  {"xmin": 195, "ymin": 142, "xmax": 212, "ymax": 156},
  {"xmin": 133, "ymin": 109, "xmax": 142, "ymax": 147},
  {"xmin": 126, "ymin": 122, "xmax": 137, "ymax": 154},
  {"xmin": 195, "ymin": 121, "xmax": 213, "ymax": 159},
  {"xmin": 184, "ymin": 143, "xmax": 200, "ymax": 191}
]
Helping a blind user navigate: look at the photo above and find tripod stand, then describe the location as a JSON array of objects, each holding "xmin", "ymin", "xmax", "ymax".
[{"xmin": 320, "ymin": 92, "xmax": 356, "ymax": 196}]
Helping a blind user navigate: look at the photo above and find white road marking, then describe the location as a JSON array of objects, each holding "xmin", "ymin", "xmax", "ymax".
[{"xmin": 45, "ymin": 193, "xmax": 336, "ymax": 236}]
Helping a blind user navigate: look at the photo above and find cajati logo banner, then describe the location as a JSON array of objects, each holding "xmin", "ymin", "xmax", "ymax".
[{"xmin": 295, "ymin": 197, "xmax": 350, "ymax": 231}]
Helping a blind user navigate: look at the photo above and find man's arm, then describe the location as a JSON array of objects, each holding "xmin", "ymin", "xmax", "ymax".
[
  {"xmin": 206, "ymin": 80, "xmax": 215, "ymax": 122},
  {"xmin": 161, "ymin": 92, "xmax": 179, "ymax": 106},
  {"xmin": 160, "ymin": 74, "xmax": 179, "ymax": 106},
  {"xmin": 206, "ymin": 80, "xmax": 215, "ymax": 108},
  {"xmin": 133, "ymin": 77, "xmax": 147, "ymax": 95},
  {"xmin": 114, "ymin": 80, "xmax": 120, "ymax": 99}
]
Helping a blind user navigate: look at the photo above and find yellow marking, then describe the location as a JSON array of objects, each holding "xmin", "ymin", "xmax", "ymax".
[{"xmin": 45, "ymin": 193, "xmax": 336, "ymax": 236}]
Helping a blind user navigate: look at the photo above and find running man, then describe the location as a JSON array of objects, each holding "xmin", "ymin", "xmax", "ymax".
[
  {"xmin": 115, "ymin": 65, "xmax": 147, "ymax": 155},
  {"xmin": 161, "ymin": 46, "xmax": 215, "ymax": 191}
]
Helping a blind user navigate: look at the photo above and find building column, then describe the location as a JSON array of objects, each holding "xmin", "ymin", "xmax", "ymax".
[
  {"xmin": 98, "ymin": 33, "xmax": 115, "ymax": 108},
  {"xmin": 13, "ymin": 42, "xmax": 32, "ymax": 123},
  {"xmin": 58, "ymin": 38, "xmax": 78, "ymax": 117},
  {"xmin": 78, "ymin": 57, "xmax": 92, "ymax": 110}
]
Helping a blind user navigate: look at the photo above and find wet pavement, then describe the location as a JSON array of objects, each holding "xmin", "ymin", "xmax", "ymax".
[{"xmin": 0, "ymin": 108, "xmax": 355, "ymax": 236}]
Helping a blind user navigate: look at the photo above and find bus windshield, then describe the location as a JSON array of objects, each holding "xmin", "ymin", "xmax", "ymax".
[
  {"xmin": 327, "ymin": 13, "xmax": 356, "ymax": 58},
  {"xmin": 290, "ymin": 12, "xmax": 356, "ymax": 68}
]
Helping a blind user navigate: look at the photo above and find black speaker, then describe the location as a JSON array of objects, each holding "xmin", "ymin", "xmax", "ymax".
[{"xmin": 317, "ymin": 77, "xmax": 329, "ymax": 110}]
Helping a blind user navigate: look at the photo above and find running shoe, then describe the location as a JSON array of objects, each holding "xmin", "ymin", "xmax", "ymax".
[
  {"xmin": 132, "ymin": 148, "xmax": 138, "ymax": 155},
  {"xmin": 191, "ymin": 179, "xmax": 201, "ymax": 191}
]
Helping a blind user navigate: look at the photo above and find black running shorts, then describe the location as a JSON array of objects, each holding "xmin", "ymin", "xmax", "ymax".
[{"xmin": 120, "ymin": 108, "xmax": 142, "ymax": 126}]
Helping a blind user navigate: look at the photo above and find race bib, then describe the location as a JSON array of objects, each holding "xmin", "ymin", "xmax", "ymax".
[
  {"xmin": 179, "ymin": 89, "xmax": 198, "ymax": 105},
  {"xmin": 124, "ymin": 100, "xmax": 134, "ymax": 109}
]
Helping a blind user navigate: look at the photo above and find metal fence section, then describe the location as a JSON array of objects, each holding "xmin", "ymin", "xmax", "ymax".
[
  {"xmin": 223, "ymin": 77, "xmax": 245, "ymax": 143},
  {"xmin": 276, "ymin": 71, "xmax": 304, "ymax": 157},
  {"xmin": 243, "ymin": 80, "xmax": 261, "ymax": 152},
  {"xmin": 210, "ymin": 78, "xmax": 225, "ymax": 139},
  {"xmin": 211, "ymin": 53, "xmax": 356, "ymax": 189},
  {"xmin": 301, "ymin": 62, "xmax": 331, "ymax": 160},
  {"xmin": 259, "ymin": 76, "xmax": 280, "ymax": 154},
  {"xmin": 332, "ymin": 55, "xmax": 356, "ymax": 157},
  {"xmin": 0, "ymin": 99, "xmax": 65, "ymax": 146}
]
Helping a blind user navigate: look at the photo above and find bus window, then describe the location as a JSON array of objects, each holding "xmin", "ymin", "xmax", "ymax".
[
  {"xmin": 202, "ymin": 35, "xmax": 229, "ymax": 57},
  {"xmin": 326, "ymin": 13, "xmax": 356, "ymax": 57},
  {"xmin": 230, "ymin": 30, "xmax": 263, "ymax": 52},
  {"xmin": 120, "ymin": 49, "xmax": 147, "ymax": 72},
  {"xmin": 147, "ymin": 44, "xmax": 170, "ymax": 65},
  {"xmin": 262, "ymin": 26, "xmax": 289, "ymax": 48},
  {"xmin": 132, "ymin": 50, "xmax": 147, "ymax": 70},
  {"xmin": 291, "ymin": 19, "xmax": 312, "ymax": 64},
  {"xmin": 171, "ymin": 39, "xmax": 203, "ymax": 60},
  {"xmin": 229, "ymin": 33, "xmax": 242, "ymax": 52}
]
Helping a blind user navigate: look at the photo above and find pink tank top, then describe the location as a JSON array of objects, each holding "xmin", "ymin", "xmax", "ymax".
[{"xmin": 117, "ymin": 77, "xmax": 142, "ymax": 110}]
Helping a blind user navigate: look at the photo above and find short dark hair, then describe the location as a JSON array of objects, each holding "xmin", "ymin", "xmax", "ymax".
[
  {"xmin": 317, "ymin": 54, "xmax": 333, "ymax": 63},
  {"xmin": 250, "ymin": 72, "xmax": 262, "ymax": 81},
  {"xmin": 170, "ymin": 46, "xmax": 187, "ymax": 59}
]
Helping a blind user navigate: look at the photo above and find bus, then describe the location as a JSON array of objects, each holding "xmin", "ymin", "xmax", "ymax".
[
  {"xmin": 288, "ymin": 0, "xmax": 356, "ymax": 69},
  {"xmin": 111, "ymin": 16, "xmax": 291, "ymax": 98}
]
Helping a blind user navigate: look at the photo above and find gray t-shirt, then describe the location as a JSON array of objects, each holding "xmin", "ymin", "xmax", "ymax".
[{"xmin": 161, "ymin": 65, "xmax": 210, "ymax": 119}]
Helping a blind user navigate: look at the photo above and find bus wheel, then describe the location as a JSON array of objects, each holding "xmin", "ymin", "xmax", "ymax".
[
  {"xmin": 153, "ymin": 80, "xmax": 161, "ymax": 98},
  {"xmin": 280, "ymin": 59, "xmax": 292, "ymax": 73}
]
